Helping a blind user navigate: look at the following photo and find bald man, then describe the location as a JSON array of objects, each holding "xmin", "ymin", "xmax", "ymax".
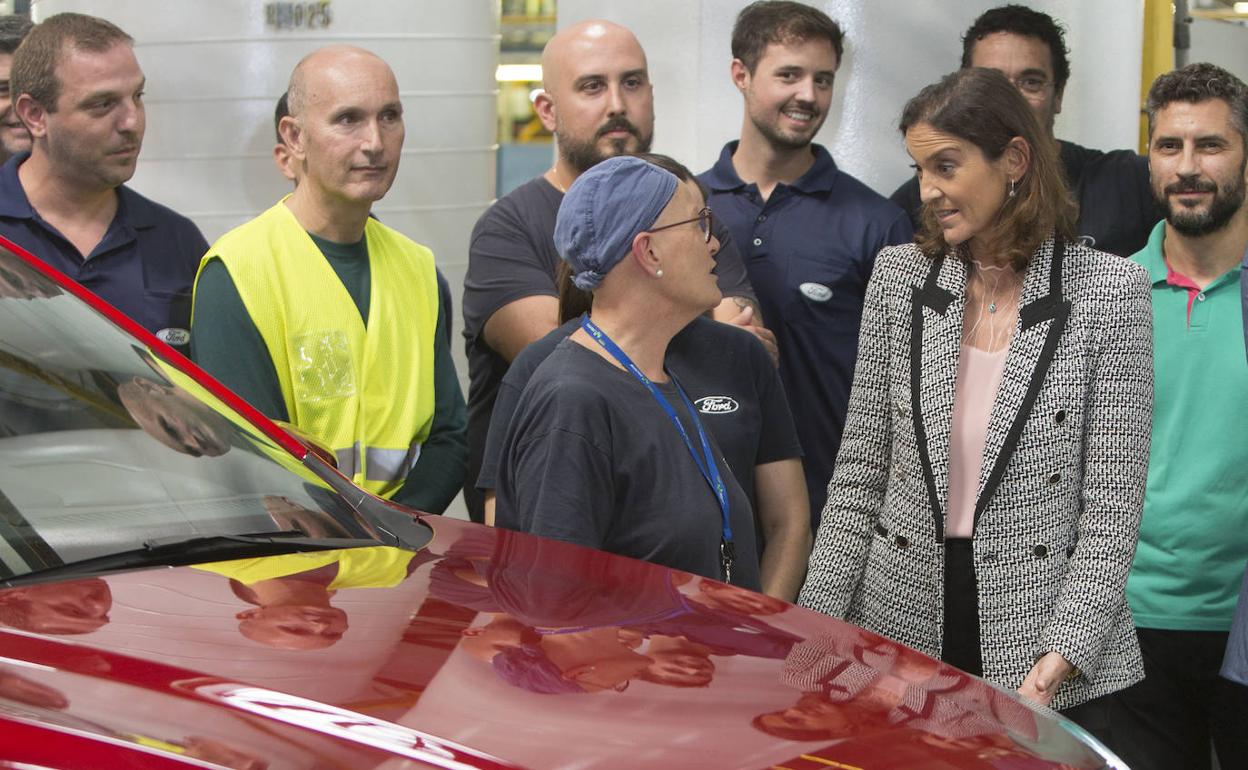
[
  {"xmin": 461, "ymin": 20, "xmax": 766, "ymax": 522},
  {"xmin": 190, "ymin": 46, "xmax": 467, "ymax": 514}
]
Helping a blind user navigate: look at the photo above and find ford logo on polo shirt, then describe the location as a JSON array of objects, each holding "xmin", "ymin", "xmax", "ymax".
[
  {"xmin": 695, "ymin": 396, "xmax": 739, "ymax": 414},
  {"xmin": 799, "ymin": 282, "xmax": 833, "ymax": 302},
  {"xmin": 156, "ymin": 328, "xmax": 191, "ymax": 346}
]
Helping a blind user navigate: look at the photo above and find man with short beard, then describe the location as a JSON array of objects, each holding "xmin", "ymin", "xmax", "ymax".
[
  {"xmin": 0, "ymin": 16, "xmax": 32, "ymax": 165},
  {"xmin": 461, "ymin": 20, "xmax": 763, "ymax": 523},
  {"xmin": 0, "ymin": 13, "xmax": 207, "ymax": 354},
  {"xmin": 699, "ymin": 1, "xmax": 911, "ymax": 528},
  {"xmin": 1112, "ymin": 62, "xmax": 1248, "ymax": 770}
]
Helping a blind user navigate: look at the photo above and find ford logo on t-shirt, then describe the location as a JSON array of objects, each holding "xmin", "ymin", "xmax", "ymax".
[
  {"xmin": 799, "ymin": 282, "xmax": 833, "ymax": 302},
  {"xmin": 695, "ymin": 396, "xmax": 739, "ymax": 414},
  {"xmin": 156, "ymin": 328, "xmax": 191, "ymax": 346}
]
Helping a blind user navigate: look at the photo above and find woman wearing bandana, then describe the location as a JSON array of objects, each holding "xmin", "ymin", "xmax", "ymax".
[{"xmin": 494, "ymin": 156, "xmax": 761, "ymax": 591}]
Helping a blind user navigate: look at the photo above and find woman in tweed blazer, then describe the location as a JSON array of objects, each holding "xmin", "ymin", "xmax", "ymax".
[{"xmin": 799, "ymin": 68, "xmax": 1152, "ymax": 725}]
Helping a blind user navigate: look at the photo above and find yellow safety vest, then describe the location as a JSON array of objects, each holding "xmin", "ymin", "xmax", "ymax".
[
  {"xmin": 192, "ymin": 546, "xmax": 417, "ymax": 589},
  {"xmin": 196, "ymin": 198, "xmax": 438, "ymax": 499},
  {"xmin": 145, "ymin": 353, "xmax": 330, "ymax": 488}
]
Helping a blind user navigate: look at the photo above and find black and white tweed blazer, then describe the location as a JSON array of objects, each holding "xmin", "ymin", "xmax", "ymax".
[{"xmin": 799, "ymin": 237, "xmax": 1153, "ymax": 710}]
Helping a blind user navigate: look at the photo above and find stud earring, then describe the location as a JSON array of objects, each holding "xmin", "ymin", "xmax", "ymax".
[{"xmin": 655, "ymin": 269, "xmax": 664, "ymax": 278}]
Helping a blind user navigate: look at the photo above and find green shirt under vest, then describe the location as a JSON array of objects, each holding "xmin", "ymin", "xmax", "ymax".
[
  {"xmin": 191, "ymin": 231, "xmax": 466, "ymax": 514},
  {"xmin": 1128, "ymin": 220, "xmax": 1248, "ymax": 631}
]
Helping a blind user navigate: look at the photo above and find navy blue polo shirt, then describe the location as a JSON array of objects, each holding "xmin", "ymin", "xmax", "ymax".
[
  {"xmin": 0, "ymin": 152, "xmax": 208, "ymax": 350},
  {"xmin": 699, "ymin": 142, "xmax": 913, "ymax": 528}
]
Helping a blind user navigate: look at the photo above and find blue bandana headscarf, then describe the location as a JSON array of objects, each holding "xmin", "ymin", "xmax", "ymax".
[{"xmin": 553, "ymin": 156, "xmax": 680, "ymax": 290}]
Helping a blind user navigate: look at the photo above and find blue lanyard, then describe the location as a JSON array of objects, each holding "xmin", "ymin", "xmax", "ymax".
[{"xmin": 580, "ymin": 314, "xmax": 735, "ymax": 582}]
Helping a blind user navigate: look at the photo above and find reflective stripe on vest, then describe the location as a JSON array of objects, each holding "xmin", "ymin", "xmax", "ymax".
[
  {"xmin": 197, "ymin": 197, "xmax": 438, "ymax": 498},
  {"xmin": 333, "ymin": 442, "xmax": 422, "ymax": 482}
]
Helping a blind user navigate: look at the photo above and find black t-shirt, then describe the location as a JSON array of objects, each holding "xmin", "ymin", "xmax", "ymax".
[
  {"xmin": 889, "ymin": 140, "xmax": 1161, "ymax": 258},
  {"xmin": 494, "ymin": 339, "xmax": 762, "ymax": 591},
  {"xmin": 461, "ymin": 175, "xmax": 757, "ymax": 521},
  {"xmin": 477, "ymin": 316, "xmax": 802, "ymax": 513}
]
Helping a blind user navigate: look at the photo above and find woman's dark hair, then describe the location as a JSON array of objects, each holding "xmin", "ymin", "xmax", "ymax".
[
  {"xmin": 557, "ymin": 152, "xmax": 702, "ymax": 322},
  {"xmin": 899, "ymin": 67, "xmax": 1076, "ymax": 269}
]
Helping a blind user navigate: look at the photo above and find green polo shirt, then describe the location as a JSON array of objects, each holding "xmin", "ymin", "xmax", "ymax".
[{"xmin": 1127, "ymin": 221, "xmax": 1248, "ymax": 631}]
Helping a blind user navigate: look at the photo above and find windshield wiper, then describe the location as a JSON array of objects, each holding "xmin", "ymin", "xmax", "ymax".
[{"xmin": 0, "ymin": 531, "xmax": 383, "ymax": 588}]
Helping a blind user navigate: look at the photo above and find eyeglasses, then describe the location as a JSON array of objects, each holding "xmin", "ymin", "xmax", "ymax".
[
  {"xmin": 648, "ymin": 207, "xmax": 714, "ymax": 243},
  {"xmin": 1011, "ymin": 75, "xmax": 1050, "ymax": 95}
]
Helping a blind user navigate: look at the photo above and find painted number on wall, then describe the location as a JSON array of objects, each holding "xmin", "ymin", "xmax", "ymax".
[{"xmin": 265, "ymin": 1, "xmax": 333, "ymax": 30}]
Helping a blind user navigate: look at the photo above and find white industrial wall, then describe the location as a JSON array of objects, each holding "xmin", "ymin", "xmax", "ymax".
[
  {"xmin": 558, "ymin": 0, "xmax": 1145, "ymax": 197},
  {"xmin": 33, "ymin": 0, "xmax": 499, "ymax": 518},
  {"xmin": 1190, "ymin": 17, "xmax": 1248, "ymax": 81}
]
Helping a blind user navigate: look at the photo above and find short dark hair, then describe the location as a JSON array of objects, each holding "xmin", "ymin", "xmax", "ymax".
[
  {"xmin": 1146, "ymin": 62, "xmax": 1248, "ymax": 147},
  {"xmin": 731, "ymin": 1, "xmax": 844, "ymax": 74},
  {"xmin": 275, "ymin": 91, "xmax": 289, "ymax": 144},
  {"xmin": 960, "ymin": 5, "xmax": 1070, "ymax": 94},
  {"xmin": 899, "ymin": 67, "xmax": 1077, "ymax": 269},
  {"xmin": 0, "ymin": 16, "xmax": 33, "ymax": 56},
  {"xmin": 11, "ymin": 12, "xmax": 132, "ymax": 111}
]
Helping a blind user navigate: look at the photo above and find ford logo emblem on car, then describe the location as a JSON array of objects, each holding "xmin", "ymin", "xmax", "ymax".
[
  {"xmin": 156, "ymin": 327, "xmax": 191, "ymax": 346},
  {"xmin": 799, "ymin": 282, "xmax": 833, "ymax": 302},
  {"xmin": 695, "ymin": 396, "xmax": 739, "ymax": 414}
]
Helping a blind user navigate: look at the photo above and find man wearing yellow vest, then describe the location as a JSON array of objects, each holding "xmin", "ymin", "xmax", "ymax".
[{"xmin": 189, "ymin": 46, "xmax": 467, "ymax": 513}]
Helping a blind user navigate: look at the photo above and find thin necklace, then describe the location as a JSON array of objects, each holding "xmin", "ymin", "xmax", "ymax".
[{"xmin": 966, "ymin": 258, "xmax": 1021, "ymax": 351}]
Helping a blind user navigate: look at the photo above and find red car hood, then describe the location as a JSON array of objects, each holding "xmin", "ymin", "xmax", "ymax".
[{"xmin": 0, "ymin": 515, "xmax": 1114, "ymax": 770}]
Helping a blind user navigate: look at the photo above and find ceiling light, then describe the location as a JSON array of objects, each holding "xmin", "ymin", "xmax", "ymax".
[{"xmin": 496, "ymin": 64, "xmax": 543, "ymax": 82}]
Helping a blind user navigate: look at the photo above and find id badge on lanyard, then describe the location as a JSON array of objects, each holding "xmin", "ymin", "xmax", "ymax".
[{"xmin": 579, "ymin": 315, "xmax": 735, "ymax": 583}]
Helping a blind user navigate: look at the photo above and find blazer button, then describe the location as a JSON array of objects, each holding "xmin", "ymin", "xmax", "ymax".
[
  {"xmin": 1033, "ymin": 544, "xmax": 1049, "ymax": 558},
  {"xmin": 1047, "ymin": 472, "xmax": 1061, "ymax": 485},
  {"xmin": 894, "ymin": 535, "xmax": 910, "ymax": 549},
  {"xmin": 874, "ymin": 523, "xmax": 888, "ymax": 537},
  {"xmin": 1054, "ymin": 409, "xmax": 1067, "ymax": 425}
]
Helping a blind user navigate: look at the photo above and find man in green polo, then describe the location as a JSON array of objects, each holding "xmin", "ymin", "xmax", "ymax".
[{"xmin": 1112, "ymin": 63, "xmax": 1248, "ymax": 770}]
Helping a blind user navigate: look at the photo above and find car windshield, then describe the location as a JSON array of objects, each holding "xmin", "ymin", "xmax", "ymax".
[{"xmin": 0, "ymin": 245, "xmax": 420, "ymax": 581}]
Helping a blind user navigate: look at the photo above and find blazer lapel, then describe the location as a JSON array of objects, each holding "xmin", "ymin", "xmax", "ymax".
[
  {"xmin": 973, "ymin": 238, "xmax": 1071, "ymax": 531},
  {"xmin": 910, "ymin": 255, "xmax": 966, "ymax": 543}
]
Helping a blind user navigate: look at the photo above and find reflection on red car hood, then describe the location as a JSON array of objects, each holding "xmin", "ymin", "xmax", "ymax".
[{"xmin": 0, "ymin": 515, "xmax": 1112, "ymax": 770}]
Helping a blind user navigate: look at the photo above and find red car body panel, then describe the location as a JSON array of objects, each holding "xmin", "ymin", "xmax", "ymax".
[
  {"xmin": 0, "ymin": 237, "xmax": 1119, "ymax": 769},
  {"xmin": 0, "ymin": 517, "xmax": 1112, "ymax": 770}
]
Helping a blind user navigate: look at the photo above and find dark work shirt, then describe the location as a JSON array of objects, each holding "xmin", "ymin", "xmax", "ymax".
[
  {"xmin": 0, "ymin": 152, "xmax": 208, "ymax": 354},
  {"xmin": 461, "ymin": 175, "xmax": 757, "ymax": 522},
  {"xmin": 889, "ymin": 139, "xmax": 1160, "ymax": 258},
  {"xmin": 477, "ymin": 316, "xmax": 802, "ymax": 513},
  {"xmin": 190, "ymin": 233, "xmax": 467, "ymax": 514},
  {"xmin": 495, "ymin": 339, "xmax": 761, "ymax": 591},
  {"xmin": 699, "ymin": 142, "xmax": 913, "ymax": 528}
]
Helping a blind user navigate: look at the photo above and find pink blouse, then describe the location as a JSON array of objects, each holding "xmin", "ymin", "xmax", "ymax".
[{"xmin": 946, "ymin": 344, "xmax": 1009, "ymax": 539}]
